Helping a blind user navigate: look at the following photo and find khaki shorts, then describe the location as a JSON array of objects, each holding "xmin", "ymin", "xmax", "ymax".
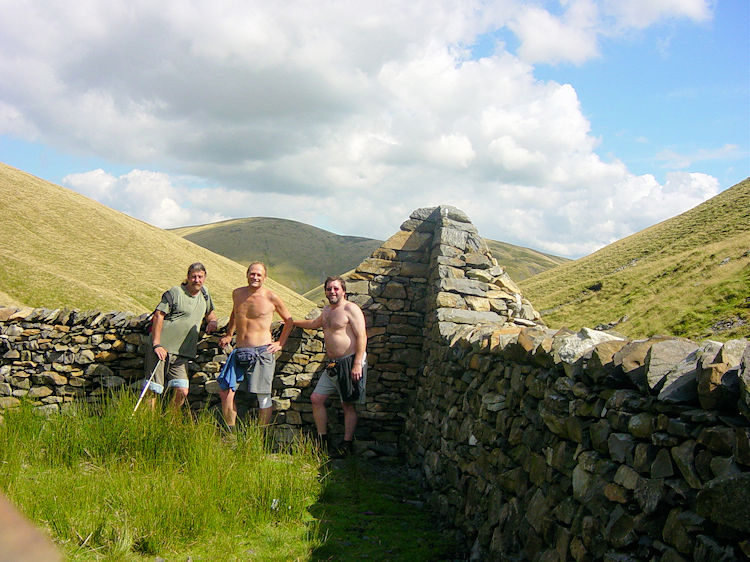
[{"xmin": 144, "ymin": 348, "xmax": 189, "ymax": 394}]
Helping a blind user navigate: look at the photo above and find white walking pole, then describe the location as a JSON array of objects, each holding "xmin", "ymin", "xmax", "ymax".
[{"xmin": 133, "ymin": 359, "xmax": 163, "ymax": 414}]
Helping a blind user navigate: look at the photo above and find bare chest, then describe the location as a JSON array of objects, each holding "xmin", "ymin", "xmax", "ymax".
[
  {"xmin": 237, "ymin": 293, "xmax": 274, "ymax": 320},
  {"xmin": 322, "ymin": 308, "xmax": 349, "ymax": 332}
]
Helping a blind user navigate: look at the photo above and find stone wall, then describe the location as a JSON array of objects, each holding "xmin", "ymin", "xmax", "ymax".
[
  {"xmin": 2, "ymin": 205, "xmax": 749, "ymax": 560},
  {"xmin": 407, "ymin": 323, "xmax": 749, "ymax": 560}
]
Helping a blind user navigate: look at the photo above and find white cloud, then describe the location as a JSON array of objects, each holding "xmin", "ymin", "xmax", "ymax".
[
  {"xmin": 510, "ymin": 0, "xmax": 712, "ymax": 65},
  {"xmin": 63, "ymin": 169, "xmax": 228, "ymax": 228},
  {"xmin": 602, "ymin": 0, "xmax": 712, "ymax": 29},
  {"xmin": 511, "ymin": 1, "xmax": 601, "ymax": 65},
  {"xmin": 656, "ymin": 144, "xmax": 743, "ymax": 170},
  {"xmin": 0, "ymin": 0, "xmax": 727, "ymax": 258}
]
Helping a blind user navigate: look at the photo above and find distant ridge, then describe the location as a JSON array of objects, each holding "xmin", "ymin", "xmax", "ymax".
[
  {"xmin": 0, "ymin": 163, "xmax": 315, "ymax": 319},
  {"xmin": 171, "ymin": 217, "xmax": 382, "ymax": 295},
  {"xmin": 172, "ymin": 218, "xmax": 568, "ymax": 294},
  {"xmin": 520, "ymin": 178, "xmax": 750, "ymax": 341}
]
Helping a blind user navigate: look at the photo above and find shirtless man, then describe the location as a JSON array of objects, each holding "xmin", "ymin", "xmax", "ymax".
[
  {"xmin": 294, "ymin": 276, "xmax": 367, "ymax": 454},
  {"xmin": 217, "ymin": 262, "xmax": 293, "ymax": 429}
]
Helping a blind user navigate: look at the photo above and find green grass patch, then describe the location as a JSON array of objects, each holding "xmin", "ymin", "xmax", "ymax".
[
  {"xmin": 0, "ymin": 395, "xmax": 323, "ymax": 560},
  {"xmin": 310, "ymin": 457, "xmax": 458, "ymax": 561}
]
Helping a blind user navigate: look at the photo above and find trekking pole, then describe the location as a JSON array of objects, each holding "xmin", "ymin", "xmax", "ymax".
[{"xmin": 133, "ymin": 359, "xmax": 163, "ymax": 415}]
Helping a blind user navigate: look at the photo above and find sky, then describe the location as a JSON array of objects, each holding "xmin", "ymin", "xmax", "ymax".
[{"xmin": 1, "ymin": 0, "xmax": 747, "ymax": 258}]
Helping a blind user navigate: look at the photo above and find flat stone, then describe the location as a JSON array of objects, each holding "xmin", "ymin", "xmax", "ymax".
[
  {"xmin": 381, "ymin": 230, "xmax": 432, "ymax": 251},
  {"xmin": 437, "ymin": 278, "xmax": 491, "ymax": 297},
  {"xmin": 646, "ymin": 339, "xmax": 700, "ymax": 396}
]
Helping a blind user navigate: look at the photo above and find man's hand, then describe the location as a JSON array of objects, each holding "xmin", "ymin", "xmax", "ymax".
[
  {"xmin": 351, "ymin": 362, "xmax": 363, "ymax": 381},
  {"xmin": 267, "ymin": 341, "xmax": 282, "ymax": 354},
  {"xmin": 219, "ymin": 334, "xmax": 233, "ymax": 349},
  {"xmin": 153, "ymin": 345, "xmax": 168, "ymax": 362},
  {"xmin": 205, "ymin": 319, "xmax": 218, "ymax": 334}
]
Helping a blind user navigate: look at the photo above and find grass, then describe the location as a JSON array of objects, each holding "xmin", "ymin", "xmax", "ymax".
[
  {"xmin": 0, "ymin": 162, "xmax": 316, "ymax": 320},
  {"xmin": 310, "ymin": 458, "xmax": 458, "ymax": 561},
  {"xmin": 520, "ymin": 178, "xmax": 750, "ymax": 342},
  {"xmin": 484, "ymin": 239, "xmax": 569, "ymax": 280},
  {"xmin": 0, "ymin": 395, "xmax": 323, "ymax": 560},
  {"xmin": 0, "ymin": 396, "xmax": 459, "ymax": 561}
]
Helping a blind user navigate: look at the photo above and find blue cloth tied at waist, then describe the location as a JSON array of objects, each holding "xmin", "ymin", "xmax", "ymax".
[{"xmin": 217, "ymin": 345, "xmax": 271, "ymax": 391}]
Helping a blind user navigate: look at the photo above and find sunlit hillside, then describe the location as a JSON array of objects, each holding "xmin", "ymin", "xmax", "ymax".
[
  {"xmin": 0, "ymin": 163, "xmax": 316, "ymax": 319},
  {"xmin": 520, "ymin": 178, "xmax": 750, "ymax": 342}
]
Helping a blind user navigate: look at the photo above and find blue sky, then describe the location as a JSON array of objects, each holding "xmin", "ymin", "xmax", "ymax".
[{"xmin": 1, "ymin": 0, "xmax": 747, "ymax": 258}]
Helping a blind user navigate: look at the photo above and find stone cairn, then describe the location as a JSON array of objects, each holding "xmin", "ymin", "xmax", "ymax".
[{"xmin": 1, "ymin": 205, "xmax": 749, "ymax": 560}]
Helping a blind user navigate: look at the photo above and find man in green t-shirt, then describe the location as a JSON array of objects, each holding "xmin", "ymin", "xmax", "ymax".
[{"xmin": 144, "ymin": 262, "xmax": 218, "ymax": 410}]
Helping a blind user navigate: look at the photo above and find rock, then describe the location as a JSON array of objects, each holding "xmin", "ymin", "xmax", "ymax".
[
  {"xmin": 718, "ymin": 338, "xmax": 749, "ymax": 367},
  {"xmin": 555, "ymin": 328, "xmax": 625, "ymax": 365},
  {"xmin": 739, "ymin": 344, "xmax": 750, "ymax": 421},
  {"xmin": 613, "ymin": 338, "xmax": 665, "ymax": 389},
  {"xmin": 696, "ymin": 473, "xmax": 750, "ymax": 532},
  {"xmin": 697, "ymin": 362, "xmax": 739, "ymax": 411},
  {"xmin": 436, "ymin": 308, "xmax": 505, "ymax": 325},
  {"xmin": 645, "ymin": 339, "xmax": 700, "ymax": 402}
]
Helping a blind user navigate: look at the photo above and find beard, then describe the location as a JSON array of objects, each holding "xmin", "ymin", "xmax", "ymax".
[{"xmin": 327, "ymin": 294, "xmax": 340, "ymax": 304}]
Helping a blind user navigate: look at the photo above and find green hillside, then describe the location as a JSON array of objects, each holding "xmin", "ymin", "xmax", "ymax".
[
  {"xmin": 0, "ymin": 163, "xmax": 316, "ymax": 320},
  {"xmin": 484, "ymin": 239, "xmax": 569, "ymax": 279},
  {"xmin": 171, "ymin": 218, "xmax": 382, "ymax": 295},
  {"xmin": 519, "ymin": 178, "xmax": 750, "ymax": 342}
]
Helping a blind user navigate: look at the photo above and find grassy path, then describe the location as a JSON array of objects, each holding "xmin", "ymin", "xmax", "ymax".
[{"xmin": 310, "ymin": 457, "xmax": 460, "ymax": 561}]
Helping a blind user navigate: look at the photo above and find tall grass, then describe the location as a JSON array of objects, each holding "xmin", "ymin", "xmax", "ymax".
[{"xmin": 0, "ymin": 394, "xmax": 323, "ymax": 560}]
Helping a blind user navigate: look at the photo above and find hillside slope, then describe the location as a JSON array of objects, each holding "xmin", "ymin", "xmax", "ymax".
[
  {"xmin": 484, "ymin": 239, "xmax": 569, "ymax": 279},
  {"xmin": 0, "ymin": 163, "xmax": 315, "ymax": 319},
  {"xmin": 173, "ymin": 219, "xmax": 568, "ymax": 295},
  {"xmin": 171, "ymin": 218, "xmax": 382, "ymax": 295},
  {"xmin": 519, "ymin": 178, "xmax": 750, "ymax": 341}
]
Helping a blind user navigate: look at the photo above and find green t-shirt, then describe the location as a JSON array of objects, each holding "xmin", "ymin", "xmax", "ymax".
[{"xmin": 151, "ymin": 285, "xmax": 215, "ymax": 358}]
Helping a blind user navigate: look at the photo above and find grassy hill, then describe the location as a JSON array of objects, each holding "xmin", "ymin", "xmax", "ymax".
[
  {"xmin": 173, "ymin": 219, "xmax": 569, "ymax": 295},
  {"xmin": 484, "ymin": 239, "xmax": 569, "ymax": 279},
  {"xmin": 519, "ymin": 178, "xmax": 750, "ymax": 342},
  {"xmin": 0, "ymin": 163, "xmax": 315, "ymax": 320},
  {"xmin": 171, "ymin": 218, "xmax": 383, "ymax": 295}
]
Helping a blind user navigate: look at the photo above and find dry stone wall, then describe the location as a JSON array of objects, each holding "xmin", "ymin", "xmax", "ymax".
[{"xmin": 2, "ymin": 205, "xmax": 749, "ymax": 561}]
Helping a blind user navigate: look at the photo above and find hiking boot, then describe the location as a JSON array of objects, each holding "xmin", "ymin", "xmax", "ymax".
[
  {"xmin": 332, "ymin": 440, "xmax": 354, "ymax": 458},
  {"xmin": 315, "ymin": 433, "xmax": 329, "ymax": 454}
]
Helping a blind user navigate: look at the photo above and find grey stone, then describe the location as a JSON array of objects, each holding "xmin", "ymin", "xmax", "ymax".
[
  {"xmin": 555, "ymin": 328, "xmax": 625, "ymax": 365},
  {"xmin": 719, "ymin": 338, "xmax": 748, "ymax": 367},
  {"xmin": 651, "ymin": 448, "xmax": 674, "ymax": 479},
  {"xmin": 671, "ymin": 440, "xmax": 702, "ymax": 489},
  {"xmin": 696, "ymin": 473, "xmax": 750, "ymax": 532},
  {"xmin": 435, "ymin": 308, "xmax": 504, "ymax": 325},
  {"xmin": 437, "ymin": 278, "xmax": 491, "ymax": 297},
  {"xmin": 608, "ymin": 433, "xmax": 635, "ymax": 463},
  {"xmin": 645, "ymin": 339, "xmax": 699, "ymax": 396}
]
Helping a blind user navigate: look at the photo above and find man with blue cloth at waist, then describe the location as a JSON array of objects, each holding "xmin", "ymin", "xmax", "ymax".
[{"xmin": 217, "ymin": 262, "xmax": 293, "ymax": 430}]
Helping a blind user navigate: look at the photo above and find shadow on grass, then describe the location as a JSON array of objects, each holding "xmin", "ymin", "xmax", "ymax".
[{"xmin": 309, "ymin": 456, "xmax": 461, "ymax": 561}]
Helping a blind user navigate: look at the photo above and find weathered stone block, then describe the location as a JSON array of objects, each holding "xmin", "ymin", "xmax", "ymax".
[
  {"xmin": 650, "ymin": 448, "xmax": 674, "ymax": 478},
  {"xmin": 27, "ymin": 386, "xmax": 53, "ymax": 398},
  {"xmin": 608, "ymin": 433, "xmax": 635, "ymax": 463},
  {"xmin": 382, "ymin": 230, "xmax": 432, "ymax": 251}
]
